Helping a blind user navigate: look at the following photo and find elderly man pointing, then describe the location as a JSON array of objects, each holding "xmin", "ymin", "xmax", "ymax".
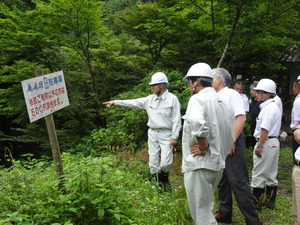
[{"xmin": 103, "ymin": 72, "xmax": 181, "ymax": 191}]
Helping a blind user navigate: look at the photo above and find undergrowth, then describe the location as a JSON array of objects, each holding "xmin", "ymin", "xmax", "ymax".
[
  {"xmin": 0, "ymin": 145, "xmax": 295, "ymax": 224},
  {"xmin": 0, "ymin": 152, "xmax": 192, "ymax": 225}
]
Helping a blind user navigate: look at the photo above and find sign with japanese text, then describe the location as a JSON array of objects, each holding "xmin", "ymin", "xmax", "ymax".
[{"xmin": 21, "ymin": 70, "xmax": 69, "ymax": 123}]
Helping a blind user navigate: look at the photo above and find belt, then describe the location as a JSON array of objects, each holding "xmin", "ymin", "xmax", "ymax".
[
  {"xmin": 256, "ymin": 136, "xmax": 277, "ymax": 141},
  {"xmin": 150, "ymin": 128, "xmax": 171, "ymax": 132}
]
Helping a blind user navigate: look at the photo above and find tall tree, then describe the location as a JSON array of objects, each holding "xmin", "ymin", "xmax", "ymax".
[
  {"xmin": 0, "ymin": 0, "xmax": 147, "ymax": 154},
  {"xmin": 115, "ymin": 1, "xmax": 185, "ymax": 67}
]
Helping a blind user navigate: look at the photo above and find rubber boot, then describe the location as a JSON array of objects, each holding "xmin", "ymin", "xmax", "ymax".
[
  {"xmin": 152, "ymin": 173, "xmax": 159, "ymax": 182},
  {"xmin": 152, "ymin": 173, "xmax": 163, "ymax": 188},
  {"xmin": 161, "ymin": 171, "xmax": 171, "ymax": 191},
  {"xmin": 253, "ymin": 187, "xmax": 265, "ymax": 210},
  {"xmin": 264, "ymin": 186, "xmax": 277, "ymax": 209}
]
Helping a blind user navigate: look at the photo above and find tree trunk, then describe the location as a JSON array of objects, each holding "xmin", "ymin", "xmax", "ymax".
[{"xmin": 217, "ymin": 0, "xmax": 244, "ymax": 68}]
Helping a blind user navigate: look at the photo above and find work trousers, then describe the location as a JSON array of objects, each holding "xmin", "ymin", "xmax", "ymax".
[
  {"xmin": 251, "ymin": 138, "xmax": 280, "ymax": 187},
  {"xmin": 184, "ymin": 169, "xmax": 222, "ymax": 225},
  {"xmin": 148, "ymin": 128, "xmax": 173, "ymax": 174},
  {"xmin": 292, "ymin": 134, "xmax": 300, "ymax": 224},
  {"xmin": 292, "ymin": 165, "xmax": 300, "ymax": 225},
  {"xmin": 218, "ymin": 133, "xmax": 259, "ymax": 225}
]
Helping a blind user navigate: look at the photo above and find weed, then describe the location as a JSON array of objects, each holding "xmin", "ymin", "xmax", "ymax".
[{"xmin": 0, "ymin": 145, "xmax": 294, "ymax": 224}]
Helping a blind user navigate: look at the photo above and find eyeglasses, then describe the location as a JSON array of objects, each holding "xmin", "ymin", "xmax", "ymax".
[
  {"xmin": 256, "ymin": 90, "xmax": 266, "ymax": 94},
  {"xmin": 187, "ymin": 78, "xmax": 198, "ymax": 84}
]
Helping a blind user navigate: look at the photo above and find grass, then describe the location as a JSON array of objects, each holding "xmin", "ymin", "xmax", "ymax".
[
  {"xmin": 133, "ymin": 135, "xmax": 295, "ymax": 225},
  {"xmin": 0, "ymin": 135, "xmax": 295, "ymax": 224}
]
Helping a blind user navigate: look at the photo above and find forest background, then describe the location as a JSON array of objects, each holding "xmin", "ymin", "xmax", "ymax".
[
  {"xmin": 0, "ymin": 0, "xmax": 300, "ymax": 224},
  {"xmin": 0, "ymin": 0, "xmax": 300, "ymax": 157}
]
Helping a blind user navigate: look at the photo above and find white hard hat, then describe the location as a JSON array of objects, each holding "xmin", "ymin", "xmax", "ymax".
[
  {"xmin": 297, "ymin": 75, "xmax": 300, "ymax": 80},
  {"xmin": 183, "ymin": 62, "xmax": 213, "ymax": 82},
  {"xmin": 149, "ymin": 72, "xmax": 168, "ymax": 85},
  {"xmin": 254, "ymin": 78, "xmax": 276, "ymax": 94}
]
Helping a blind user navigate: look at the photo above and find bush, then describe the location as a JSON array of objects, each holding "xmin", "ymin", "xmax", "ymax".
[
  {"xmin": 0, "ymin": 152, "xmax": 192, "ymax": 225},
  {"xmin": 70, "ymin": 127, "xmax": 138, "ymax": 156}
]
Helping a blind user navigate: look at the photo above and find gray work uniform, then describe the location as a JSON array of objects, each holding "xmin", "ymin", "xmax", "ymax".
[
  {"xmin": 182, "ymin": 87, "xmax": 234, "ymax": 225},
  {"xmin": 114, "ymin": 90, "xmax": 181, "ymax": 174},
  {"xmin": 217, "ymin": 87, "xmax": 260, "ymax": 225},
  {"xmin": 252, "ymin": 99, "xmax": 281, "ymax": 188}
]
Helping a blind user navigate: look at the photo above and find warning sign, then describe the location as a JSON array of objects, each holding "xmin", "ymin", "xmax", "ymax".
[{"xmin": 21, "ymin": 70, "xmax": 69, "ymax": 123}]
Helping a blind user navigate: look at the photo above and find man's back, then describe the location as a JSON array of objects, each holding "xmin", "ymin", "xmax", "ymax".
[{"xmin": 182, "ymin": 87, "xmax": 234, "ymax": 172}]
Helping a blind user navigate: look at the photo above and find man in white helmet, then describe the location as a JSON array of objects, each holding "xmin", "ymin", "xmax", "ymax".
[
  {"xmin": 212, "ymin": 68, "xmax": 262, "ymax": 225},
  {"xmin": 182, "ymin": 62, "xmax": 234, "ymax": 225},
  {"xmin": 103, "ymin": 72, "xmax": 181, "ymax": 191},
  {"xmin": 252, "ymin": 78, "xmax": 281, "ymax": 211}
]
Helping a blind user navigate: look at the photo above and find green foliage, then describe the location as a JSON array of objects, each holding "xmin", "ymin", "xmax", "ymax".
[
  {"xmin": 0, "ymin": 144, "xmax": 296, "ymax": 224},
  {"xmin": 0, "ymin": 61, "xmax": 40, "ymax": 118},
  {"xmin": 71, "ymin": 128, "xmax": 137, "ymax": 156},
  {"xmin": 244, "ymin": 113, "xmax": 252, "ymax": 137},
  {"xmin": 0, "ymin": 152, "xmax": 191, "ymax": 225},
  {"xmin": 115, "ymin": 1, "xmax": 190, "ymax": 66},
  {"xmin": 1, "ymin": 0, "xmax": 300, "ymax": 160}
]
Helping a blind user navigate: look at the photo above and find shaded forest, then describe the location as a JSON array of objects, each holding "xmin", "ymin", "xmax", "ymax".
[{"xmin": 0, "ymin": 0, "xmax": 300, "ymax": 160}]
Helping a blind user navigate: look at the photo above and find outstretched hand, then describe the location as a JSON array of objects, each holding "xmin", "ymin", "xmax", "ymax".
[{"xmin": 103, "ymin": 101, "xmax": 115, "ymax": 108}]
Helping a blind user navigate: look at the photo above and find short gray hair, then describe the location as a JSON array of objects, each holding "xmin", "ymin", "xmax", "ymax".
[
  {"xmin": 250, "ymin": 81, "xmax": 259, "ymax": 89},
  {"xmin": 212, "ymin": 68, "xmax": 232, "ymax": 87}
]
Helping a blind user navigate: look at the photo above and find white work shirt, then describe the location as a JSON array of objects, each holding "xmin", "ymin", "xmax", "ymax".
[
  {"xmin": 182, "ymin": 87, "xmax": 234, "ymax": 172},
  {"xmin": 274, "ymin": 95, "xmax": 283, "ymax": 115},
  {"xmin": 253, "ymin": 99, "xmax": 281, "ymax": 138},
  {"xmin": 218, "ymin": 87, "xmax": 245, "ymax": 118},
  {"xmin": 241, "ymin": 93, "xmax": 249, "ymax": 113},
  {"xmin": 295, "ymin": 146, "xmax": 300, "ymax": 161},
  {"xmin": 114, "ymin": 90, "xmax": 182, "ymax": 139},
  {"xmin": 291, "ymin": 94, "xmax": 300, "ymax": 130}
]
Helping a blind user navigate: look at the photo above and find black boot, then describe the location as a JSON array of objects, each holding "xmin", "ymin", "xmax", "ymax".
[
  {"xmin": 253, "ymin": 187, "xmax": 265, "ymax": 210},
  {"xmin": 152, "ymin": 173, "xmax": 163, "ymax": 188},
  {"xmin": 264, "ymin": 186, "xmax": 277, "ymax": 209},
  {"xmin": 160, "ymin": 171, "xmax": 171, "ymax": 191},
  {"xmin": 152, "ymin": 173, "xmax": 159, "ymax": 182}
]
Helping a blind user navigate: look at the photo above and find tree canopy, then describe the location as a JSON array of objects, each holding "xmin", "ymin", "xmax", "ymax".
[{"xmin": 0, "ymin": 0, "xmax": 299, "ymax": 157}]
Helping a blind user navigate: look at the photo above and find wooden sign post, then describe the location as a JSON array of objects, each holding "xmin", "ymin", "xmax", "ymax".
[
  {"xmin": 21, "ymin": 69, "xmax": 70, "ymax": 188},
  {"xmin": 35, "ymin": 70, "xmax": 64, "ymax": 186}
]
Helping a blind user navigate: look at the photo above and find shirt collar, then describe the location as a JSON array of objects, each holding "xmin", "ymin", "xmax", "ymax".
[
  {"xmin": 296, "ymin": 94, "xmax": 300, "ymax": 99},
  {"xmin": 155, "ymin": 89, "xmax": 169, "ymax": 100},
  {"xmin": 197, "ymin": 87, "xmax": 216, "ymax": 94},
  {"xmin": 218, "ymin": 86, "xmax": 229, "ymax": 94},
  {"xmin": 259, "ymin": 98, "xmax": 275, "ymax": 109}
]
